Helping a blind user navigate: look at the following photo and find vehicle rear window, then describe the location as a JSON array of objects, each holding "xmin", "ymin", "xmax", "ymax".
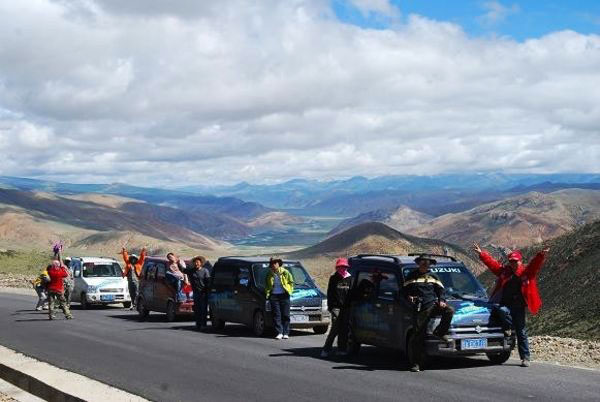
[
  {"xmin": 402, "ymin": 265, "xmax": 486, "ymax": 297},
  {"xmin": 82, "ymin": 263, "xmax": 122, "ymax": 278}
]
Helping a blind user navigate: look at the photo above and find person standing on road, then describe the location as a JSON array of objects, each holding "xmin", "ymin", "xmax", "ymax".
[
  {"xmin": 62, "ymin": 257, "xmax": 74, "ymax": 307},
  {"xmin": 404, "ymin": 255, "xmax": 454, "ymax": 372},
  {"xmin": 321, "ymin": 258, "xmax": 353, "ymax": 358},
  {"xmin": 183, "ymin": 256, "xmax": 211, "ymax": 330},
  {"xmin": 265, "ymin": 258, "xmax": 294, "ymax": 340},
  {"xmin": 474, "ymin": 243, "xmax": 550, "ymax": 367},
  {"xmin": 121, "ymin": 247, "xmax": 147, "ymax": 310},
  {"xmin": 31, "ymin": 268, "xmax": 50, "ymax": 311},
  {"xmin": 166, "ymin": 253, "xmax": 186, "ymax": 302},
  {"xmin": 47, "ymin": 247, "xmax": 73, "ymax": 320}
]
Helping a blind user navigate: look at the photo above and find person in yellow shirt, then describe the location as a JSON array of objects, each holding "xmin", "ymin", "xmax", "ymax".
[{"xmin": 31, "ymin": 268, "xmax": 50, "ymax": 311}]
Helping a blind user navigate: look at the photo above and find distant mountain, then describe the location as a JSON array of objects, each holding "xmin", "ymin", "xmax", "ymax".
[
  {"xmin": 413, "ymin": 189, "xmax": 600, "ymax": 249},
  {"xmin": 177, "ymin": 173, "xmax": 600, "ymax": 210},
  {"xmin": 478, "ymin": 220, "xmax": 600, "ymax": 340},
  {"xmin": 328, "ymin": 206, "xmax": 432, "ymax": 236},
  {"xmin": 0, "ymin": 189, "xmax": 232, "ymax": 249},
  {"xmin": 286, "ymin": 222, "xmax": 484, "ymax": 288}
]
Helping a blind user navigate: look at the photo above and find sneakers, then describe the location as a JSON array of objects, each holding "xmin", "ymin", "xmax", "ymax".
[
  {"xmin": 410, "ymin": 364, "xmax": 420, "ymax": 372},
  {"xmin": 66, "ymin": 315, "xmax": 73, "ymax": 320},
  {"xmin": 35, "ymin": 306, "xmax": 43, "ymax": 311},
  {"xmin": 129, "ymin": 305, "xmax": 135, "ymax": 311},
  {"xmin": 521, "ymin": 359, "xmax": 530, "ymax": 367},
  {"xmin": 282, "ymin": 334, "xmax": 289, "ymax": 339},
  {"xmin": 275, "ymin": 333, "xmax": 284, "ymax": 340}
]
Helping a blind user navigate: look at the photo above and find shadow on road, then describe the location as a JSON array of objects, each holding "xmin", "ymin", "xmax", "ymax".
[{"xmin": 271, "ymin": 346, "xmax": 500, "ymax": 372}]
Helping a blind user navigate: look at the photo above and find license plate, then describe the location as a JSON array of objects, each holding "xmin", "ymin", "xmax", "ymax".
[
  {"xmin": 461, "ymin": 338, "xmax": 488, "ymax": 350},
  {"xmin": 291, "ymin": 314, "xmax": 309, "ymax": 323},
  {"xmin": 100, "ymin": 295, "xmax": 115, "ymax": 302}
]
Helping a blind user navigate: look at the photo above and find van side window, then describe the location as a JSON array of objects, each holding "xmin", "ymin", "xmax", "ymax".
[
  {"xmin": 73, "ymin": 261, "xmax": 81, "ymax": 278},
  {"xmin": 252, "ymin": 264, "xmax": 269, "ymax": 290},
  {"xmin": 156, "ymin": 263, "xmax": 166, "ymax": 279},
  {"xmin": 355, "ymin": 271, "xmax": 376, "ymax": 301},
  {"xmin": 237, "ymin": 266, "xmax": 250, "ymax": 286},
  {"xmin": 213, "ymin": 263, "xmax": 236, "ymax": 286},
  {"xmin": 147, "ymin": 264, "xmax": 157, "ymax": 280},
  {"xmin": 376, "ymin": 272, "xmax": 399, "ymax": 300}
]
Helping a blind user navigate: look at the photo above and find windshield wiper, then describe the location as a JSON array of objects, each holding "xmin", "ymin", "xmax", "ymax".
[{"xmin": 449, "ymin": 291, "xmax": 486, "ymax": 301}]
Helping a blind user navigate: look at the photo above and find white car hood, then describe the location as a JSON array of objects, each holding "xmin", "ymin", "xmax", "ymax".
[{"xmin": 83, "ymin": 277, "xmax": 127, "ymax": 288}]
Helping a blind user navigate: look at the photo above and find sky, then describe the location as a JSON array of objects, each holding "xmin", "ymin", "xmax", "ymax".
[{"xmin": 0, "ymin": 0, "xmax": 599, "ymax": 186}]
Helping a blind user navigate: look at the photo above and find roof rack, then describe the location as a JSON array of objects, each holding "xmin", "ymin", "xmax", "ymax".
[
  {"xmin": 354, "ymin": 254, "xmax": 401, "ymax": 263},
  {"xmin": 407, "ymin": 253, "xmax": 457, "ymax": 262}
]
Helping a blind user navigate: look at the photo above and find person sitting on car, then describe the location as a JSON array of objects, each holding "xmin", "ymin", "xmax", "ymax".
[
  {"xmin": 182, "ymin": 255, "xmax": 211, "ymax": 330},
  {"xmin": 404, "ymin": 255, "xmax": 454, "ymax": 372},
  {"xmin": 121, "ymin": 247, "xmax": 147, "ymax": 310},
  {"xmin": 321, "ymin": 258, "xmax": 352, "ymax": 358},
  {"xmin": 265, "ymin": 258, "xmax": 294, "ymax": 340},
  {"xmin": 474, "ymin": 243, "xmax": 550, "ymax": 368},
  {"xmin": 166, "ymin": 253, "xmax": 186, "ymax": 302}
]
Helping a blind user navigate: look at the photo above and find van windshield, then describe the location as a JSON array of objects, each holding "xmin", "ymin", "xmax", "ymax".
[
  {"xmin": 252, "ymin": 263, "xmax": 316, "ymax": 290},
  {"xmin": 83, "ymin": 263, "xmax": 123, "ymax": 278},
  {"xmin": 402, "ymin": 265, "xmax": 487, "ymax": 299}
]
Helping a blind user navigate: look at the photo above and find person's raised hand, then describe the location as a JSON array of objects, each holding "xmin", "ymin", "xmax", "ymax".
[
  {"xmin": 438, "ymin": 301, "xmax": 447, "ymax": 308},
  {"xmin": 473, "ymin": 243, "xmax": 482, "ymax": 254},
  {"xmin": 541, "ymin": 247, "xmax": 550, "ymax": 254}
]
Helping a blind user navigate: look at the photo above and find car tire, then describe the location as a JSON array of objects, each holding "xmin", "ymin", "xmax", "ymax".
[
  {"xmin": 211, "ymin": 310, "xmax": 226, "ymax": 330},
  {"xmin": 313, "ymin": 325, "xmax": 329, "ymax": 335},
  {"xmin": 166, "ymin": 300, "xmax": 177, "ymax": 322},
  {"xmin": 253, "ymin": 310, "xmax": 266, "ymax": 337},
  {"xmin": 122, "ymin": 302, "xmax": 132, "ymax": 309},
  {"xmin": 486, "ymin": 351, "xmax": 511, "ymax": 365},
  {"xmin": 137, "ymin": 299, "xmax": 149, "ymax": 321},
  {"xmin": 80, "ymin": 293, "xmax": 88, "ymax": 310}
]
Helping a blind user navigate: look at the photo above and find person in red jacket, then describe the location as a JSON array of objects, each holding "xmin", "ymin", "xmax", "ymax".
[
  {"xmin": 474, "ymin": 243, "xmax": 549, "ymax": 367},
  {"xmin": 47, "ymin": 257, "xmax": 73, "ymax": 320}
]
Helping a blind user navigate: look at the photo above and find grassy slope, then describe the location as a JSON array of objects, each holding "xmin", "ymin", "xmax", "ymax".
[{"xmin": 479, "ymin": 221, "xmax": 600, "ymax": 340}]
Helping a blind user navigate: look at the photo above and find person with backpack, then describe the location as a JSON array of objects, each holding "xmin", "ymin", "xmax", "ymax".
[
  {"xmin": 321, "ymin": 258, "xmax": 353, "ymax": 358},
  {"xmin": 474, "ymin": 243, "xmax": 550, "ymax": 367},
  {"xmin": 265, "ymin": 258, "xmax": 294, "ymax": 340},
  {"xmin": 182, "ymin": 256, "xmax": 211, "ymax": 330},
  {"xmin": 47, "ymin": 246, "xmax": 73, "ymax": 320},
  {"xmin": 121, "ymin": 247, "xmax": 147, "ymax": 310}
]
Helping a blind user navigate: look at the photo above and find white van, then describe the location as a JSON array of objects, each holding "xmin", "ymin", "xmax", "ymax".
[{"xmin": 70, "ymin": 257, "xmax": 131, "ymax": 309}]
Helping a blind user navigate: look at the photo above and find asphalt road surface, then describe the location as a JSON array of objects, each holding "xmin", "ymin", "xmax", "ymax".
[{"xmin": 1, "ymin": 292, "xmax": 599, "ymax": 402}]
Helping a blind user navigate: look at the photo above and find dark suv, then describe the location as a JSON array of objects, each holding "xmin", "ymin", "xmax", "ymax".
[
  {"xmin": 208, "ymin": 257, "xmax": 330, "ymax": 336},
  {"xmin": 347, "ymin": 254, "xmax": 515, "ymax": 365}
]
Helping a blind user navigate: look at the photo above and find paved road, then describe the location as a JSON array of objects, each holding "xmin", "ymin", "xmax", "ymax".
[{"xmin": 1, "ymin": 292, "xmax": 599, "ymax": 402}]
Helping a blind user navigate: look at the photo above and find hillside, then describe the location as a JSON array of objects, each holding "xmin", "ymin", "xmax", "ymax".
[
  {"xmin": 413, "ymin": 189, "xmax": 600, "ymax": 249},
  {"xmin": 328, "ymin": 205, "xmax": 432, "ymax": 236},
  {"xmin": 478, "ymin": 221, "xmax": 600, "ymax": 340},
  {"xmin": 286, "ymin": 222, "xmax": 483, "ymax": 288}
]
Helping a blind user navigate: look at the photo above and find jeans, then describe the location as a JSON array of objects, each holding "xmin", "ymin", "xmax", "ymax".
[
  {"xmin": 494, "ymin": 304, "xmax": 530, "ymax": 360},
  {"xmin": 193, "ymin": 291, "xmax": 208, "ymax": 328},
  {"xmin": 128, "ymin": 280, "xmax": 139, "ymax": 306},
  {"xmin": 409, "ymin": 303, "xmax": 454, "ymax": 366},
  {"xmin": 270, "ymin": 293, "xmax": 291, "ymax": 336},
  {"xmin": 34, "ymin": 286, "xmax": 47, "ymax": 310},
  {"xmin": 323, "ymin": 308, "xmax": 349, "ymax": 352},
  {"xmin": 48, "ymin": 292, "xmax": 72, "ymax": 319}
]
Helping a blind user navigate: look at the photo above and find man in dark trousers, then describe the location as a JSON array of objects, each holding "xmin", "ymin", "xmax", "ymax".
[
  {"xmin": 121, "ymin": 247, "xmax": 147, "ymax": 310},
  {"xmin": 321, "ymin": 258, "xmax": 353, "ymax": 358},
  {"xmin": 474, "ymin": 243, "xmax": 549, "ymax": 367},
  {"xmin": 47, "ymin": 245, "xmax": 73, "ymax": 320},
  {"xmin": 183, "ymin": 255, "xmax": 211, "ymax": 330},
  {"xmin": 404, "ymin": 255, "xmax": 454, "ymax": 372}
]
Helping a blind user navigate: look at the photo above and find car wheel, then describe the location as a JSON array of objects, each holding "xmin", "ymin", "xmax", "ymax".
[
  {"xmin": 80, "ymin": 293, "xmax": 88, "ymax": 310},
  {"xmin": 347, "ymin": 329, "xmax": 361, "ymax": 356},
  {"xmin": 253, "ymin": 310, "xmax": 266, "ymax": 337},
  {"xmin": 166, "ymin": 300, "xmax": 177, "ymax": 322},
  {"xmin": 122, "ymin": 302, "xmax": 132, "ymax": 309},
  {"xmin": 486, "ymin": 351, "xmax": 511, "ymax": 365},
  {"xmin": 210, "ymin": 310, "xmax": 226, "ymax": 330},
  {"xmin": 137, "ymin": 299, "xmax": 149, "ymax": 321},
  {"xmin": 313, "ymin": 325, "xmax": 329, "ymax": 335}
]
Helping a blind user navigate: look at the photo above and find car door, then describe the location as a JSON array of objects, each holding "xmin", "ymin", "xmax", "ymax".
[
  {"xmin": 372, "ymin": 270, "xmax": 403, "ymax": 348},
  {"xmin": 211, "ymin": 262, "xmax": 237, "ymax": 322},
  {"xmin": 154, "ymin": 263, "xmax": 169, "ymax": 311},
  {"xmin": 232, "ymin": 264, "xmax": 255, "ymax": 325},
  {"xmin": 141, "ymin": 262, "xmax": 156, "ymax": 310},
  {"xmin": 72, "ymin": 260, "xmax": 82, "ymax": 302},
  {"xmin": 349, "ymin": 268, "xmax": 378, "ymax": 345}
]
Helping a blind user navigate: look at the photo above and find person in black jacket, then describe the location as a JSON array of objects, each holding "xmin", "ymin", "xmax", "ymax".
[
  {"xmin": 404, "ymin": 255, "xmax": 454, "ymax": 372},
  {"xmin": 183, "ymin": 256, "xmax": 211, "ymax": 330},
  {"xmin": 321, "ymin": 258, "xmax": 353, "ymax": 358}
]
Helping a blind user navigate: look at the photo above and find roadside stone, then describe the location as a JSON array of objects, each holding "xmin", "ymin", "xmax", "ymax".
[{"xmin": 511, "ymin": 335, "xmax": 600, "ymax": 369}]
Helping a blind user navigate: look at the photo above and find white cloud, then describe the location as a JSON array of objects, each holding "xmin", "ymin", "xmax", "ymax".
[
  {"xmin": 347, "ymin": 0, "xmax": 397, "ymax": 16},
  {"xmin": 0, "ymin": 0, "xmax": 598, "ymax": 186},
  {"xmin": 478, "ymin": 1, "xmax": 520, "ymax": 26}
]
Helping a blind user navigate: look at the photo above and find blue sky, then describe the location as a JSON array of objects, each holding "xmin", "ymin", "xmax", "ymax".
[{"xmin": 332, "ymin": 0, "xmax": 600, "ymax": 40}]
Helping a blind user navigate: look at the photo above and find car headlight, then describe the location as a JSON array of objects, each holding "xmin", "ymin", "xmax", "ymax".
[
  {"xmin": 87, "ymin": 286, "xmax": 97, "ymax": 294},
  {"xmin": 321, "ymin": 299, "xmax": 328, "ymax": 311}
]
